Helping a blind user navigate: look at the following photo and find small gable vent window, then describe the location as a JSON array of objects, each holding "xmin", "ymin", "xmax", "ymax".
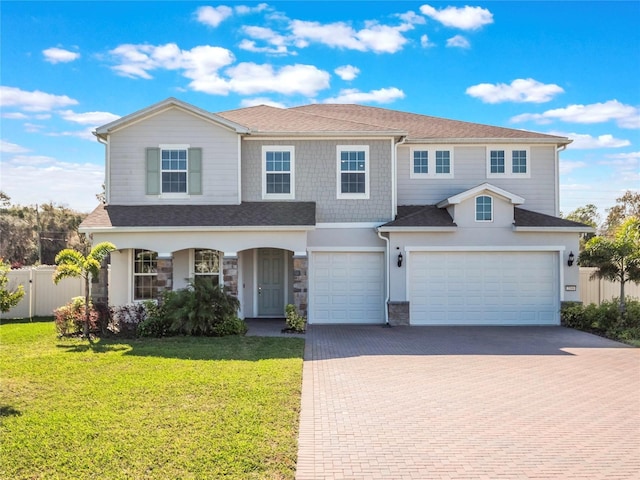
[{"xmin": 475, "ymin": 195, "xmax": 493, "ymax": 222}]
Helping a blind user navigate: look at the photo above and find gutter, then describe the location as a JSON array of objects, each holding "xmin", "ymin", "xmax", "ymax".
[{"xmin": 376, "ymin": 228, "xmax": 390, "ymax": 326}]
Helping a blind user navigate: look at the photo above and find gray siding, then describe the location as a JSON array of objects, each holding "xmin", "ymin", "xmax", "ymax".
[
  {"xmin": 241, "ymin": 139, "xmax": 394, "ymax": 223},
  {"xmin": 109, "ymin": 107, "xmax": 239, "ymax": 205},
  {"xmin": 397, "ymin": 145, "xmax": 557, "ymax": 215}
]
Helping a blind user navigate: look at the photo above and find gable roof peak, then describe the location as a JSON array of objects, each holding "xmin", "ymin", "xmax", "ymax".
[{"xmin": 437, "ymin": 183, "xmax": 525, "ymax": 208}]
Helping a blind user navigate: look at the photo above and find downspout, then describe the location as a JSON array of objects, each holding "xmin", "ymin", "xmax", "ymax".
[
  {"xmin": 392, "ymin": 135, "xmax": 407, "ymax": 218},
  {"xmin": 377, "ymin": 228, "xmax": 390, "ymax": 326},
  {"xmin": 95, "ymin": 133, "xmax": 109, "ymax": 205},
  {"xmin": 555, "ymin": 144, "xmax": 567, "ymax": 217}
]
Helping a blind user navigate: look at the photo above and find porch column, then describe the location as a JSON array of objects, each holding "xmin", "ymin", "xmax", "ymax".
[
  {"xmin": 156, "ymin": 253, "xmax": 173, "ymax": 297},
  {"xmin": 223, "ymin": 253, "xmax": 238, "ymax": 297},
  {"xmin": 293, "ymin": 253, "xmax": 308, "ymax": 319}
]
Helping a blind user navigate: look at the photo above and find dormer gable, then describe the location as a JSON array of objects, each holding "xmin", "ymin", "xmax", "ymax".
[
  {"xmin": 436, "ymin": 183, "xmax": 524, "ymax": 227},
  {"xmin": 94, "ymin": 97, "xmax": 250, "ymax": 140}
]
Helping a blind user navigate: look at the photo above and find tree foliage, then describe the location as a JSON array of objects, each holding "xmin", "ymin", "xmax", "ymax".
[
  {"xmin": 579, "ymin": 217, "xmax": 640, "ymax": 311},
  {"xmin": 603, "ymin": 191, "xmax": 640, "ymax": 236},
  {"xmin": 0, "ymin": 192, "xmax": 87, "ymax": 266},
  {"xmin": 0, "ymin": 259, "xmax": 25, "ymax": 313},
  {"xmin": 53, "ymin": 242, "xmax": 116, "ymax": 338},
  {"xmin": 564, "ymin": 203, "xmax": 599, "ymax": 247}
]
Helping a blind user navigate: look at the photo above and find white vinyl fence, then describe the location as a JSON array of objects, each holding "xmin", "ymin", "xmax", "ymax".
[
  {"xmin": 1, "ymin": 266, "xmax": 84, "ymax": 319},
  {"xmin": 580, "ymin": 267, "xmax": 640, "ymax": 305}
]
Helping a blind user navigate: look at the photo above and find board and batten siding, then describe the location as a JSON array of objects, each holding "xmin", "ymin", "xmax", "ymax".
[
  {"xmin": 108, "ymin": 107, "xmax": 240, "ymax": 205},
  {"xmin": 241, "ymin": 139, "xmax": 394, "ymax": 223},
  {"xmin": 397, "ymin": 145, "xmax": 557, "ymax": 215}
]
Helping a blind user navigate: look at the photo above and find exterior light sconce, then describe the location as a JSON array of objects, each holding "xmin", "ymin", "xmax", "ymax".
[
  {"xmin": 397, "ymin": 252, "xmax": 403, "ymax": 268},
  {"xmin": 567, "ymin": 251, "xmax": 575, "ymax": 267}
]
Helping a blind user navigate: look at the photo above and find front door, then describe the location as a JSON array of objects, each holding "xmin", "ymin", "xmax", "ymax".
[{"xmin": 258, "ymin": 248, "xmax": 285, "ymax": 316}]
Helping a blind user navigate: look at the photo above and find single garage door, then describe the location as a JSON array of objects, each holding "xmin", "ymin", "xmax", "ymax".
[
  {"xmin": 310, "ymin": 251, "xmax": 385, "ymax": 324},
  {"xmin": 409, "ymin": 251, "xmax": 559, "ymax": 325}
]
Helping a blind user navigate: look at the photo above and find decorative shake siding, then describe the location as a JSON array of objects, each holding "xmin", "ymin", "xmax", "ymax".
[
  {"xmin": 397, "ymin": 145, "xmax": 557, "ymax": 216},
  {"xmin": 241, "ymin": 139, "xmax": 393, "ymax": 223},
  {"xmin": 108, "ymin": 108, "xmax": 240, "ymax": 205}
]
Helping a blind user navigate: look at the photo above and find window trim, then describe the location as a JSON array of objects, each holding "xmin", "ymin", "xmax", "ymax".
[
  {"xmin": 409, "ymin": 146, "xmax": 454, "ymax": 179},
  {"xmin": 336, "ymin": 145, "xmax": 370, "ymax": 199},
  {"xmin": 475, "ymin": 195, "xmax": 493, "ymax": 222},
  {"xmin": 132, "ymin": 249, "xmax": 158, "ymax": 301},
  {"xmin": 159, "ymin": 144, "xmax": 190, "ymax": 197},
  {"xmin": 486, "ymin": 146, "xmax": 530, "ymax": 179},
  {"xmin": 262, "ymin": 146, "xmax": 295, "ymax": 200},
  {"xmin": 190, "ymin": 248, "xmax": 223, "ymax": 286}
]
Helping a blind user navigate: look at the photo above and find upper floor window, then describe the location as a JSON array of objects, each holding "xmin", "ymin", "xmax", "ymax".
[
  {"xmin": 146, "ymin": 145, "xmax": 202, "ymax": 196},
  {"xmin": 410, "ymin": 147, "xmax": 453, "ymax": 179},
  {"xmin": 193, "ymin": 249, "xmax": 221, "ymax": 285},
  {"xmin": 475, "ymin": 195, "xmax": 493, "ymax": 222},
  {"xmin": 161, "ymin": 148, "xmax": 187, "ymax": 193},
  {"xmin": 262, "ymin": 146, "xmax": 294, "ymax": 199},
  {"xmin": 133, "ymin": 249, "xmax": 157, "ymax": 300},
  {"xmin": 337, "ymin": 145, "xmax": 369, "ymax": 199},
  {"xmin": 487, "ymin": 147, "xmax": 530, "ymax": 178}
]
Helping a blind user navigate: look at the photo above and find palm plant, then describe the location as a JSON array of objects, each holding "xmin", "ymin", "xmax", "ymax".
[{"xmin": 53, "ymin": 242, "xmax": 116, "ymax": 338}]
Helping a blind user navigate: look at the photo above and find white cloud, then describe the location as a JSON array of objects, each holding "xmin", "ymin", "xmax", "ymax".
[
  {"xmin": 240, "ymin": 97, "xmax": 287, "ymax": 108},
  {"xmin": 43, "ymin": 47, "xmax": 80, "ymax": 63},
  {"xmin": 511, "ymin": 100, "xmax": 640, "ymax": 128},
  {"xmin": 0, "ymin": 140, "xmax": 30, "ymax": 154},
  {"xmin": 23, "ymin": 123, "xmax": 45, "ymax": 133},
  {"xmin": 559, "ymin": 160, "xmax": 587, "ymax": 175},
  {"xmin": 420, "ymin": 34, "xmax": 435, "ymax": 48},
  {"xmin": 2, "ymin": 112, "xmax": 29, "ymax": 120},
  {"xmin": 323, "ymin": 87, "xmax": 405, "ymax": 104},
  {"xmin": 2, "ymin": 155, "xmax": 103, "ymax": 212},
  {"xmin": 0, "ymin": 86, "xmax": 78, "ymax": 112},
  {"xmin": 599, "ymin": 154, "xmax": 640, "ymax": 182},
  {"xmin": 239, "ymin": 26, "xmax": 292, "ymax": 55},
  {"xmin": 224, "ymin": 63, "xmax": 330, "ymax": 96},
  {"xmin": 605, "ymin": 151, "xmax": 640, "ymax": 160},
  {"xmin": 466, "ymin": 78, "xmax": 564, "ymax": 104},
  {"xmin": 58, "ymin": 110, "xmax": 121, "ymax": 126},
  {"xmin": 234, "ymin": 3, "xmax": 269, "ymax": 15},
  {"xmin": 335, "ymin": 65, "xmax": 360, "ymax": 81},
  {"xmin": 289, "ymin": 19, "xmax": 410, "ymax": 53},
  {"xmin": 446, "ymin": 35, "xmax": 470, "ymax": 48},
  {"xmin": 420, "ymin": 4, "xmax": 493, "ymax": 30},
  {"xmin": 47, "ymin": 127, "xmax": 97, "ymax": 141},
  {"xmin": 195, "ymin": 5, "xmax": 233, "ymax": 27},
  {"xmin": 551, "ymin": 131, "xmax": 631, "ymax": 149},
  {"xmin": 397, "ymin": 11, "xmax": 426, "ymax": 25}
]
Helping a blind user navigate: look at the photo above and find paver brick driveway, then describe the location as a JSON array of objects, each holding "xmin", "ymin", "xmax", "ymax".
[{"xmin": 296, "ymin": 326, "xmax": 640, "ymax": 480}]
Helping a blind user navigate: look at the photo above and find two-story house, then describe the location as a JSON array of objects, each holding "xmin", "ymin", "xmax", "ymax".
[{"xmin": 80, "ymin": 98, "xmax": 591, "ymax": 326}]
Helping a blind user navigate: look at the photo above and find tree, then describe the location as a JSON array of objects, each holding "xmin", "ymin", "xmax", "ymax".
[
  {"xmin": 0, "ymin": 259, "xmax": 24, "ymax": 313},
  {"xmin": 603, "ymin": 191, "xmax": 640, "ymax": 236},
  {"xmin": 564, "ymin": 203, "xmax": 600, "ymax": 247},
  {"xmin": 53, "ymin": 242, "xmax": 116, "ymax": 339},
  {"xmin": 579, "ymin": 217, "xmax": 640, "ymax": 312}
]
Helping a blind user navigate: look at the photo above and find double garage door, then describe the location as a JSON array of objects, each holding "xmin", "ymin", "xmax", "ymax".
[
  {"xmin": 310, "ymin": 251, "xmax": 385, "ymax": 324},
  {"xmin": 409, "ymin": 251, "xmax": 560, "ymax": 325}
]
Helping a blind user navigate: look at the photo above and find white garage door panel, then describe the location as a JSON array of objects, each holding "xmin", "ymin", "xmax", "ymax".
[
  {"xmin": 311, "ymin": 252, "xmax": 385, "ymax": 324},
  {"xmin": 410, "ymin": 251, "xmax": 559, "ymax": 325}
]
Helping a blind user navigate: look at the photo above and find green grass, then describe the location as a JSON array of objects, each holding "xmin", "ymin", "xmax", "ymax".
[{"xmin": 0, "ymin": 318, "xmax": 305, "ymax": 479}]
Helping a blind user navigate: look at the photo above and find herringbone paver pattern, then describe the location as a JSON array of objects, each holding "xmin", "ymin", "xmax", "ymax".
[{"xmin": 296, "ymin": 326, "xmax": 640, "ymax": 479}]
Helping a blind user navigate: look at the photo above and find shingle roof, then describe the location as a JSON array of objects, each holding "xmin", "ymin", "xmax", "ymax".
[
  {"xmin": 382, "ymin": 205, "xmax": 456, "ymax": 228},
  {"xmin": 79, "ymin": 202, "xmax": 316, "ymax": 229},
  {"xmin": 217, "ymin": 105, "xmax": 404, "ymax": 135},
  {"xmin": 289, "ymin": 104, "xmax": 569, "ymax": 143},
  {"xmin": 513, "ymin": 208, "xmax": 593, "ymax": 229}
]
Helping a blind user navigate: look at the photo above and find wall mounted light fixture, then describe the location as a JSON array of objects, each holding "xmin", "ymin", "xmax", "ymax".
[
  {"xmin": 568, "ymin": 251, "xmax": 575, "ymax": 267},
  {"xmin": 397, "ymin": 252, "xmax": 403, "ymax": 268}
]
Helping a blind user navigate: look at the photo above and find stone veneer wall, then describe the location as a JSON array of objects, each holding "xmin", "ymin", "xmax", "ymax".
[
  {"xmin": 388, "ymin": 301, "xmax": 409, "ymax": 326},
  {"xmin": 293, "ymin": 255, "xmax": 308, "ymax": 318},
  {"xmin": 223, "ymin": 256, "xmax": 238, "ymax": 297},
  {"xmin": 156, "ymin": 257, "xmax": 173, "ymax": 296}
]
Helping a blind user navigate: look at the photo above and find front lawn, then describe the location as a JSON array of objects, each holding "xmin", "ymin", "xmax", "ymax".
[{"xmin": 0, "ymin": 319, "xmax": 305, "ymax": 479}]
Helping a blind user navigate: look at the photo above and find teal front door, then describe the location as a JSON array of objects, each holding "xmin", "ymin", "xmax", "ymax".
[{"xmin": 258, "ymin": 248, "xmax": 285, "ymax": 316}]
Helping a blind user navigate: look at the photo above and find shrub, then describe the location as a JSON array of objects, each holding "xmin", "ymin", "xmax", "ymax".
[
  {"xmin": 561, "ymin": 298, "xmax": 640, "ymax": 343},
  {"xmin": 110, "ymin": 303, "xmax": 148, "ymax": 337},
  {"xmin": 212, "ymin": 316, "xmax": 248, "ymax": 336},
  {"xmin": 285, "ymin": 304, "xmax": 306, "ymax": 333},
  {"xmin": 54, "ymin": 297, "xmax": 99, "ymax": 337},
  {"xmin": 164, "ymin": 277, "xmax": 241, "ymax": 336}
]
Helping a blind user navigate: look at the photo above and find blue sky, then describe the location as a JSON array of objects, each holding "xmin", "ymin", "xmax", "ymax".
[{"xmin": 1, "ymin": 1, "xmax": 638, "ymax": 217}]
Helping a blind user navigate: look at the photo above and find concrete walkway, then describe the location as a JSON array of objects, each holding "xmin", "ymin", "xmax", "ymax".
[{"xmin": 295, "ymin": 325, "xmax": 640, "ymax": 480}]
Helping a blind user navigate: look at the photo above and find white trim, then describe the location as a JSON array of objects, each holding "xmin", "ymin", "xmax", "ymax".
[
  {"xmin": 409, "ymin": 146, "xmax": 454, "ymax": 179},
  {"xmin": 316, "ymin": 222, "xmax": 383, "ymax": 229},
  {"xmin": 307, "ymin": 246, "xmax": 386, "ymax": 252},
  {"xmin": 192, "ymin": 248, "xmax": 223, "ymax": 286},
  {"xmin": 405, "ymin": 245, "xmax": 566, "ymax": 252},
  {"xmin": 253, "ymin": 249, "xmax": 258, "ymax": 317},
  {"xmin": 475, "ymin": 194, "xmax": 493, "ymax": 223},
  {"xmin": 391, "ymin": 138, "xmax": 396, "ymax": 220},
  {"xmin": 403, "ymin": 138, "xmax": 569, "ymax": 146},
  {"xmin": 486, "ymin": 146, "xmax": 531, "ymax": 179},
  {"xmin": 437, "ymin": 183, "xmax": 525, "ymax": 207},
  {"xmin": 377, "ymin": 226, "xmax": 457, "ymax": 232},
  {"xmin": 105, "ymin": 135, "xmax": 111, "ymax": 204},
  {"xmin": 159, "ymin": 144, "xmax": 190, "ymax": 196},
  {"xmin": 242, "ymin": 134, "xmax": 401, "ymax": 140},
  {"xmin": 262, "ymin": 145, "xmax": 295, "ymax": 200},
  {"xmin": 513, "ymin": 226, "xmax": 595, "ymax": 233},
  {"xmin": 336, "ymin": 145, "xmax": 370, "ymax": 200},
  {"xmin": 237, "ymin": 136, "xmax": 242, "ymax": 204},
  {"xmin": 559, "ymin": 250, "xmax": 565, "ymax": 302}
]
